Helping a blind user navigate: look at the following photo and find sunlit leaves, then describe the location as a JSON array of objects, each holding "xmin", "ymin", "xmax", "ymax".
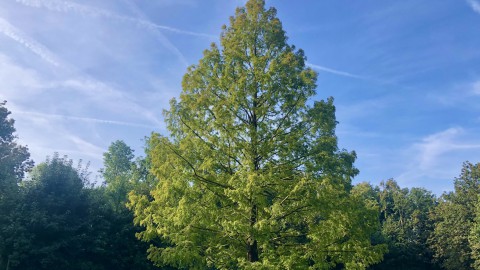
[{"xmin": 128, "ymin": 0, "xmax": 384, "ymax": 269}]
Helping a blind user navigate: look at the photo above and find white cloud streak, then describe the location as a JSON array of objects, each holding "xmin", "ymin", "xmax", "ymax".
[
  {"xmin": 10, "ymin": 107, "xmax": 106, "ymax": 165},
  {"xmin": 0, "ymin": 54, "xmax": 51, "ymax": 99},
  {"xmin": 306, "ymin": 62, "xmax": 368, "ymax": 80},
  {"xmin": 66, "ymin": 134, "xmax": 105, "ymax": 158},
  {"xmin": 0, "ymin": 51, "xmax": 162, "ymax": 128},
  {"xmin": 416, "ymin": 128, "xmax": 470, "ymax": 169},
  {"xmin": 14, "ymin": 0, "xmax": 208, "ymax": 66},
  {"xmin": 120, "ymin": 0, "xmax": 190, "ymax": 66},
  {"xmin": 471, "ymin": 80, "xmax": 480, "ymax": 95},
  {"xmin": 15, "ymin": 0, "xmax": 215, "ymax": 38},
  {"xmin": 0, "ymin": 17, "xmax": 60, "ymax": 66},
  {"xmin": 396, "ymin": 127, "xmax": 480, "ymax": 189},
  {"xmin": 467, "ymin": 0, "xmax": 480, "ymax": 14},
  {"xmin": 55, "ymin": 78, "xmax": 163, "ymax": 127},
  {"xmin": 15, "ymin": 110, "xmax": 155, "ymax": 129}
]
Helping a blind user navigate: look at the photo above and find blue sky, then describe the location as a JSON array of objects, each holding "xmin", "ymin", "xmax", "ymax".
[{"xmin": 1, "ymin": 0, "xmax": 479, "ymax": 193}]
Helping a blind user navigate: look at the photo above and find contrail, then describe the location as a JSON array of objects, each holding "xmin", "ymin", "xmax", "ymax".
[
  {"xmin": 306, "ymin": 62, "xmax": 367, "ymax": 80},
  {"xmin": 121, "ymin": 0, "xmax": 190, "ymax": 66},
  {"xmin": 16, "ymin": 110, "xmax": 154, "ymax": 129},
  {"xmin": 307, "ymin": 62, "xmax": 408, "ymax": 88},
  {"xmin": 15, "ymin": 0, "xmax": 216, "ymax": 38},
  {"xmin": 56, "ymin": 78, "xmax": 164, "ymax": 127},
  {"xmin": 0, "ymin": 16, "xmax": 60, "ymax": 66},
  {"xmin": 15, "ymin": 0, "xmax": 209, "ymax": 66}
]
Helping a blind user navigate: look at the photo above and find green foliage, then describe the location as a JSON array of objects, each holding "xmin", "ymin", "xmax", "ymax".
[
  {"xmin": 0, "ymin": 101, "xmax": 33, "ymax": 270},
  {"xmin": 128, "ymin": 1, "xmax": 385, "ymax": 269},
  {"xmin": 102, "ymin": 140, "xmax": 135, "ymax": 181},
  {"xmin": 470, "ymin": 194, "xmax": 480, "ymax": 270},
  {"xmin": 2, "ymin": 153, "xmax": 162, "ymax": 270},
  {"xmin": 0, "ymin": 101, "xmax": 33, "ymax": 183},
  {"xmin": 97, "ymin": 140, "xmax": 164, "ymax": 270},
  {"xmin": 368, "ymin": 180, "xmax": 439, "ymax": 270},
  {"xmin": 453, "ymin": 162, "xmax": 480, "ymax": 211},
  {"xmin": 82, "ymin": 187, "xmax": 163, "ymax": 270},
  {"xmin": 430, "ymin": 197, "xmax": 472, "ymax": 270},
  {"xmin": 101, "ymin": 140, "xmax": 135, "ymax": 211},
  {"xmin": 429, "ymin": 162, "xmax": 480, "ymax": 270},
  {"xmin": 9, "ymin": 154, "xmax": 91, "ymax": 270}
]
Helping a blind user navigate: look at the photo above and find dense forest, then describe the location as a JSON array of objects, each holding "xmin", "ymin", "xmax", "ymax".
[{"xmin": 1, "ymin": 0, "xmax": 480, "ymax": 269}]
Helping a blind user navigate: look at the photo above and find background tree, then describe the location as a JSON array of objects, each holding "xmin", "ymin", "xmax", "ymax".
[
  {"xmin": 0, "ymin": 101, "xmax": 33, "ymax": 185},
  {"xmin": 94, "ymin": 140, "xmax": 163, "ymax": 270},
  {"xmin": 0, "ymin": 101, "xmax": 33, "ymax": 270},
  {"xmin": 429, "ymin": 162, "xmax": 480, "ymax": 270},
  {"xmin": 128, "ymin": 0, "xmax": 385, "ymax": 269},
  {"xmin": 469, "ymin": 193, "xmax": 480, "ymax": 270},
  {"xmin": 83, "ymin": 185, "xmax": 164, "ymax": 270},
  {"xmin": 6, "ymin": 152, "xmax": 162, "ymax": 270},
  {"xmin": 101, "ymin": 140, "xmax": 135, "ymax": 212},
  {"xmin": 9, "ymin": 154, "xmax": 92, "ymax": 270},
  {"xmin": 368, "ymin": 179, "xmax": 439, "ymax": 270}
]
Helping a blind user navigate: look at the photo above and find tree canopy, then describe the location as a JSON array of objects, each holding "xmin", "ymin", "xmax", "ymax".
[
  {"xmin": 0, "ymin": 101, "xmax": 33, "ymax": 192},
  {"xmin": 101, "ymin": 140, "xmax": 136, "ymax": 211},
  {"xmin": 430, "ymin": 162, "xmax": 480, "ymax": 270},
  {"xmin": 128, "ymin": 0, "xmax": 385, "ymax": 269},
  {"xmin": 0, "ymin": 101, "xmax": 33, "ymax": 270}
]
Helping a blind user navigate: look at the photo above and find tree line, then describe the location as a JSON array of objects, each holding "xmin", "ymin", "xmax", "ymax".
[
  {"xmin": 0, "ymin": 102, "xmax": 161, "ymax": 270},
  {"xmin": 1, "ymin": 101, "xmax": 480, "ymax": 269},
  {"xmin": 1, "ymin": 0, "xmax": 480, "ymax": 269}
]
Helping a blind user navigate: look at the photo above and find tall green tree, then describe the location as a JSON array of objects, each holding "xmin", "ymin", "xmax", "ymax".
[
  {"xmin": 429, "ymin": 162, "xmax": 480, "ymax": 270},
  {"xmin": 0, "ymin": 101, "xmax": 33, "ymax": 270},
  {"xmin": 128, "ymin": 1, "xmax": 385, "ymax": 269}
]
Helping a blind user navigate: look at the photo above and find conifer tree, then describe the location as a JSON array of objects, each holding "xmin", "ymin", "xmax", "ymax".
[{"xmin": 129, "ymin": 1, "xmax": 385, "ymax": 269}]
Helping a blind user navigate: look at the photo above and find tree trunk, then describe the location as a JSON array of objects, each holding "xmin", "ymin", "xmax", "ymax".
[
  {"xmin": 247, "ymin": 239, "xmax": 259, "ymax": 262},
  {"xmin": 247, "ymin": 76, "xmax": 260, "ymax": 263},
  {"xmin": 247, "ymin": 204, "xmax": 259, "ymax": 262}
]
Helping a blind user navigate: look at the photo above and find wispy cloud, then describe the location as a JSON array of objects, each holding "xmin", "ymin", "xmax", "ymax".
[
  {"xmin": 396, "ymin": 127, "xmax": 480, "ymax": 191},
  {"xmin": 25, "ymin": 131, "xmax": 106, "ymax": 167},
  {"xmin": 15, "ymin": 110, "xmax": 154, "ymax": 129},
  {"xmin": 467, "ymin": 0, "xmax": 480, "ymax": 14},
  {"xmin": 0, "ymin": 49, "xmax": 162, "ymax": 128},
  {"xmin": 15, "ymin": 0, "xmax": 215, "ymax": 38},
  {"xmin": 120, "ymin": 0, "xmax": 189, "ymax": 66},
  {"xmin": 0, "ymin": 16, "xmax": 60, "ymax": 66},
  {"xmin": 0, "ymin": 54, "xmax": 51, "ymax": 99},
  {"xmin": 10, "ymin": 107, "xmax": 106, "ymax": 165},
  {"xmin": 55, "ymin": 78, "xmax": 163, "ymax": 127},
  {"xmin": 336, "ymin": 97, "xmax": 392, "ymax": 121},
  {"xmin": 14, "ymin": 0, "xmax": 209, "ymax": 66},
  {"xmin": 471, "ymin": 80, "xmax": 480, "ymax": 95},
  {"xmin": 66, "ymin": 134, "xmax": 105, "ymax": 158},
  {"xmin": 415, "ymin": 128, "xmax": 468, "ymax": 169},
  {"xmin": 306, "ymin": 62, "xmax": 369, "ymax": 80},
  {"xmin": 427, "ymin": 79, "xmax": 480, "ymax": 107}
]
